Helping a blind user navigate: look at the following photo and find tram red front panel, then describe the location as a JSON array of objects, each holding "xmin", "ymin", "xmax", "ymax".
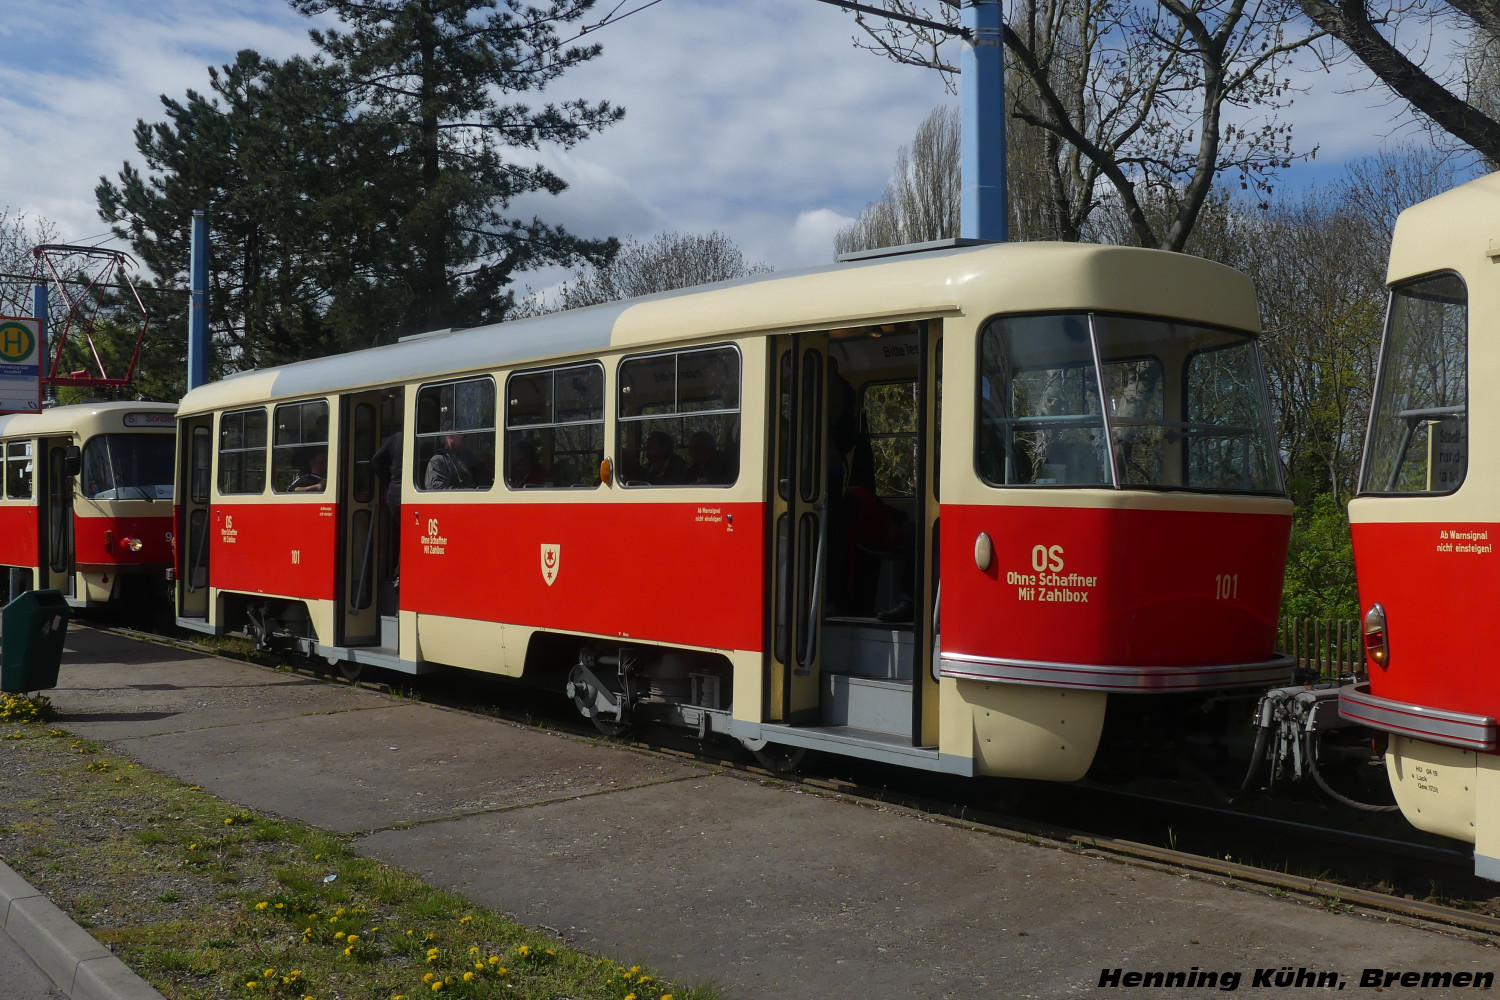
[
  {"xmin": 942, "ymin": 504, "xmax": 1289, "ymax": 666},
  {"xmin": 1351, "ymin": 520, "xmax": 1500, "ymax": 718},
  {"xmin": 400, "ymin": 500, "xmax": 764, "ymax": 652},
  {"xmin": 208, "ymin": 503, "xmax": 338, "ymax": 600},
  {"xmin": 0, "ymin": 506, "xmax": 37, "ymax": 567},
  {"xmin": 74, "ymin": 514, "xmax": 174, "ymax": 569}
]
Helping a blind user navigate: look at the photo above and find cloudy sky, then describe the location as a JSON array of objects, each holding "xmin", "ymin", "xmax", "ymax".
[{"xmin": 0, "ymin": 0, "xmax": 1467, "ymax": 293}]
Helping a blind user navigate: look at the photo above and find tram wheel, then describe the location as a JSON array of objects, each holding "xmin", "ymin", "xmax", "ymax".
[
  {"xmin": 338, "ymin": 659, "xmax": 364, "ymax": 685},
  {"xmin": 590, "ymin": 715, "xmax": 632, "ymax": 738},
  {"xmin": 752, "ymin": 745, "xmax": 806, "ymax": 774}
]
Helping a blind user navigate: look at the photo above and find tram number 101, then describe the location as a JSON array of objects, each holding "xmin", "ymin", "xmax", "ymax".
[{"xmin": 1214, "ymin": 573, "xmax": 1239, "ymax": 600}]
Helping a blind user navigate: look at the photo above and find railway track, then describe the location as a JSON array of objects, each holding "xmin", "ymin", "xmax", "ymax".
[{"xmin": 79, "ymin": 619, "xmax": 1500, "ymax": 941}]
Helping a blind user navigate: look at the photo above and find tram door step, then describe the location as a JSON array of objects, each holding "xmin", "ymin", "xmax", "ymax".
[
  {"xmin": 822, "ymin": 673, "xmax": 912, "ymax": 737},
  {"xmin": 379, "ymin": 615, "xmax": 398, "ymax": 648}
]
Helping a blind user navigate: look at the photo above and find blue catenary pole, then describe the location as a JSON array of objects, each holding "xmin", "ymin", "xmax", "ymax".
[
  {"xmin": 32, "ymin": 282, "xmax": 46, "ymax": 410},
  {"xmin": 960, "ymin": 0, "xmax": 1007, "ymax": 241},
  {"xmin": 187, "ymin": 210, "xmax": 209, "ymax": 391}
]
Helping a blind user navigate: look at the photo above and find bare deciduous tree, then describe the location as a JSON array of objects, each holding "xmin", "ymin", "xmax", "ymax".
[
  {"xmin": 524, "ymin": 230, "xmax": 772, "ymax": 313},
  {"xmin": 0, "ymin": 209, "xmax": 58, "ymax": 318},
  {"xmin": 1299, "ymin": 0, "xmax": 1500, "ymax": 163},
  {"xmin": 838, "ymin": 0, "xmax": 1325, "ymax": 249},
  {"xmin": 835, "ymin": 105, "xmax": 961, "ymax": 252}
]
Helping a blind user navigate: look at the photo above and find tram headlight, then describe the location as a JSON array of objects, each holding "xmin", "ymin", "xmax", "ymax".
[
  {"xmin": 1363, "ymin": 602, "xmax": 1389, "ymax": 669},
  {"xmin": 123, "ymin": 537, "xmax": 143, "ymax": 552}
]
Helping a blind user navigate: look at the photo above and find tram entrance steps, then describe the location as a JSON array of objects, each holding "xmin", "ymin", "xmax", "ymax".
[
  {"xmin": 380, "ymin": 615, "xmax": 397, "ymax": 648},
  {"xmin": 822, "ymin": 673, "xmax": 911, "ymax": 737},
  {"xmin": 822, "ymin": 624, "xmax": 912, "ymax": 680}
]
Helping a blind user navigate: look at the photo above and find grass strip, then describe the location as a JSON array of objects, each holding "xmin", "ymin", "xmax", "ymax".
[{"xmin": 0, "ymin": 695, "xmax": 716, "ymax": 1000}]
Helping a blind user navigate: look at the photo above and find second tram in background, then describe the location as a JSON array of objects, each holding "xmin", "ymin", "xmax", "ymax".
[
  {"xmin": 0, "ymin": 401, "xmax": 176, "ymax": 608},
  {"xmin": 172, "ymin": 240, "xmax": 1292, "ymax": 782},
  {"xmin": 1340, "ymin": 172, "xmax": 1500, "ymax": 878}
]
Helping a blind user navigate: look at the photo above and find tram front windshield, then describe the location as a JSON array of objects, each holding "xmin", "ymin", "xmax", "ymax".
[
  {"xmin": 81, "ymin": 434, "xmax": 174, "ymax": 500},
  {"xmin": 977, "ymin": 312, "xmax": 1280, "ymax": 492}
]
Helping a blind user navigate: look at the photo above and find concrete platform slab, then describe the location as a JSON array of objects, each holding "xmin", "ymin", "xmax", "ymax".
[{"xmin": 33, "ymin": 629, "xmax": 1500, "ymax": 998}]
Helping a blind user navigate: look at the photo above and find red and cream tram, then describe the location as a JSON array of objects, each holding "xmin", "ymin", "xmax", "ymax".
[
  {"xmin": 0, "ymin": 401, "xmax": 176, "ymax": 607},
  {"xmin": 173, "ymin": 242, "xmax": 1291, "ymax": 780},
  {"xmin": 1340, "ymin": 173, "xmax": 1500, "ymax": 877}
]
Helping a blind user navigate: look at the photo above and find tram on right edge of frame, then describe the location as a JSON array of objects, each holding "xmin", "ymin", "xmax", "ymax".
[
  {"xmin": 1340, "ymin": 171, "xmax": 1500, "ymax": 878},
  {"xmin": 170, "ymin": 240, "xmax": 1294, "ymax": 783}
]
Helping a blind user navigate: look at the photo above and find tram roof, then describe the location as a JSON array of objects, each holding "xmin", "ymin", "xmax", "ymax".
[
  {"xmin": 0, "ymin": 400, "xmax": 177, "ymax": 440},
  {"xmin": 1388, "ymin": 170, "xmax": 1500, "ymax": 285},
  {"xmin": 178, "ymin": 240, "xmax": 1258, "ymax": 416}
]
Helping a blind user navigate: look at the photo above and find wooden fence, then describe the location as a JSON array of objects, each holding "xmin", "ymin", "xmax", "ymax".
[{"xmin": 1278, "ymin": 617, "xmax": 1363, "ymax": 679}]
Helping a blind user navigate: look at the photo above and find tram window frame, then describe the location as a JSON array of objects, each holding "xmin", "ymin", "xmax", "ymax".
[
  {"xmin": 976, "ymin": 312, "xmax": 1281, "ymax": 494},
  {"xmin": 860, "ymin": 379, "xmax": 919, "ymax": 498},
  {"xmin": 271, "ymin": 399, "xmax": 331, "ymax": 495},
  {"xmin": 505, "ymin": 362, "xmax": 605, "ymax": 490},
  {"xmin": 5, "ymin": 440, "xmax": 32, "ymax": 499},
  {"xmin": 218, "ymin": 407, "xmax": 269, "ymax": 496},
  {"xmin": 1179, "ymin": 336, "xmax": 1281, "ymax": 493},
  {"xmin": 1359, "ymin": 271, "xmax": 1469, "ymax": 496},
  {"xmin": 617, "ymin": 344, "xmax": 741, "ymax": 489},
  {"xmin": 412, "ymin": 375, "xmax": 497, "ymax": 493}
]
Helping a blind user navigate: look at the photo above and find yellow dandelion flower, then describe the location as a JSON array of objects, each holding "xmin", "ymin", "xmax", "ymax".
[
  {"xmin": 630, "ymin": 965, "xmax": 641, "ymax": 974},
  {"xmin": 546, "ymin": 949, "xmax": 556, "ymax": 956},
  {"xmin": 406, "ymin": 930, "xmax": 414, "ymax": 936},
  {"xmin": 245, "ymin": 982, "xmax": 258, "ymax": 990},
  {"xmin": 487, "ymin": 956, "xmax": 498, "ymax": 965},
  {"xmin": 336, "ymin": 908, "xmax": 346, "ymax": 916},
  {"xmin": 423, "ymin": 973, "xmax": 434, "ymax": 983},
  {"xmin": 662, "ymin": 994, "xmax": 674, "ymax": 1000},
  {"xmin": 264, "ymin": 968, "xmax": 275, "ymax": 977},
  {"xmin": 347, "ymin": 935, "xmax": 358, "ymax": 944},
  {"xmin": 463, "ymin": 972, "xmax": 474, "ymax": 982},
  {"xmin": 188, "ymin": 844, "xmax": 197, "ymax": 850},
  {"xmin": 469, "ymin": 946, "xmax": 479, "ymax": 955},
  {"xmin": 430, "ymin": 983, "xmax": 442, "ymax": 993},
  {"xmin": 496, "ymin": 967, "xmax": 507, "ymax": 976},
  {"xmin": 625, "ymin": 993, "xmax": 636, "ymax": 1000},
  {"xmin": 517, "ymin": 945, "xmax": 529, "ymax": 957},
  {"xmin": 343, "ymin": 946, "xmax": 353, "ymax": 956},
  {"xmin": 459, "ymin": 915, "xmax": 472, "ymax": 924},
  {"xmin": 275, "ymin": 903, "xmax": 284, "ymax": 909},
  {"xmin": 335, "ymin": 932, "xmax": 346, "ymax": 941},
  {"xmin": 224, "ymin": 818, "xmax": 234, "ymax": 825},
  {"xmin": 255, "ymin": 902, "xmax": 269, "ymax": 910},
  {"xmin": 290, "ymin": 971, "xmax": 301, "ymax": 978}
]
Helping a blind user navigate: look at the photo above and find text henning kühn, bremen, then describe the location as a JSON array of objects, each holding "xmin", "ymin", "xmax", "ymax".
[{"xmin": 1097, "ymin": 967, "xmax": 1494, "ymax": 989}]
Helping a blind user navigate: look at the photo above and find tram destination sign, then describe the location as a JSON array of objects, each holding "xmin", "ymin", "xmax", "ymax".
[{"xmin": 0, "ymin": 317, "xmax": 40, "ymax": 413}]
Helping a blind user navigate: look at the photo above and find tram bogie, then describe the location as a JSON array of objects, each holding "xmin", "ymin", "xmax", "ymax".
[
  {"xmin": 1341, "ymin": 171, "xmax": 1500, "ymax": 878},
  {"xmin": 0, "ymin": 402, "xmax": 176, "ymax": 610},
  {"xmin": 173, "ymin": 241, "xmax": 1291, "ymax": 783}
]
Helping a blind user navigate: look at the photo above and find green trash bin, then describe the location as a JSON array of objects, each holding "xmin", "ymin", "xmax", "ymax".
[{"xmin": 0, "ymin": 590, "xmax": 70, "ymax": 693}]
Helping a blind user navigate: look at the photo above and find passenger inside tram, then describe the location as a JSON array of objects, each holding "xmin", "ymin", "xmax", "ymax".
[{"xmin": 291, "ymin": 451, "xmax": 327, "ymax": 492}]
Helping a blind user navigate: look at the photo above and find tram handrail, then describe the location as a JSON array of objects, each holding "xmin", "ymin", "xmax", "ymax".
[{"xmin": 1385, "ymin": 403, "xmax": 1466, "ymax": 491}]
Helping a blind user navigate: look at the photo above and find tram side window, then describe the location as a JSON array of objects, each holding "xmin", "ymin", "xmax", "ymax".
[
  {"xmin": 977, "ymin": 315, "xmax": 1110, "ymax": 487},
  {"xmin": 506, "ymin": 363, "xmax": 604, "ymax": 489},
  {"xmin": 618, "ymin": 346, "xmax": 740, "ymax": 487},
  {"xmin": 5, "ymin": 441, "xmax": 32, "ymax": 499},
  {"xmin": 1361, "ymin": 273, "xmax": 1468, "ymax": 494},
  {"xmin": 414, "ymin": 376, "xmax": 496, "ymax": 491},
  {"xmin": 862, "ymin": 381, "xmax": 918, "ymax": 497},
  {"xmin": 219, "ymin": 408, "xmax": 268, "ymax": 495},
  {"xmin": 272, "ymin": 399, "xmax": 331, "ymax": 493}
]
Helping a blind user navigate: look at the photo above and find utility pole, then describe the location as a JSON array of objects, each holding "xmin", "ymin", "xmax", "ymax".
[
  {"xmin": 187, "ymin": 210, "xmax": 208, "ymax": 391},
  {"xmin": 814, "ymin": 0, "xmax": 1007, "ymax": 241}
]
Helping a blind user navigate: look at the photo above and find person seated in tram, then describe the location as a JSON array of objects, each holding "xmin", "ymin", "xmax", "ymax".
[
  {"xmin": 685, "ymin": 430, "xmax": 734, "ymax": 485},
  {"xmin": 292, "ymin": 451, "xmax": 328, "ymax": 492},
  {"xmin": 642, "ymin": 430, "xmax": 687, "ymax": 485},
  {"xmin": 508, "ymin": 438, "xmax": 547, "ymax": 488},
  {"xmin": 425, "ymin": 432, "xmax": 475, "ymax": 489}
]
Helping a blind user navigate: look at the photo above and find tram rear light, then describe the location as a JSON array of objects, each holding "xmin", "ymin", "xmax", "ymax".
[{"xmin": 1363, "ymin": 602, "xmax": 1389, "ymax": 669}]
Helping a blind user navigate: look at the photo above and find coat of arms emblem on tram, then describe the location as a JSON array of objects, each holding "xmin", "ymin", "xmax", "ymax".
[{"xmin": 540, "ymin": 544, "xmax": 560, "ymax": 586}]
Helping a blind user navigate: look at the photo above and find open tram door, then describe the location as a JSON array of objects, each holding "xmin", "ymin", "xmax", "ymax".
[
  {"xmin": 767, "ymin": 332, "xmax": 830, "ymax": 723},
  {"xmin": 335, "ymin": 389, "xmax": 399, "ymax": 649},
  {"xmin": 177, "ymin": 416, "xmax": 212, "ymax": 620},
  {"xmin": 765, "ymin": 323, "xmax": 941, "ymax": 745},
  {"xmin": 39, "ymin": 436, "xmax": 76, "ymax": 597}
]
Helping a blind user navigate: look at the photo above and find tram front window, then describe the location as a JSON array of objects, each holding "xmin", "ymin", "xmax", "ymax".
[
  {"xmin": 1360, "ymin": 273, "xmax": 1467, "ymax": 495},
  {"xmin": 80, "ymin": 434, "xmax": 174, "ymax": 500},
  {"xmin": 977, "ymin": 313, "xmax": 1279, "ymax": 493}
]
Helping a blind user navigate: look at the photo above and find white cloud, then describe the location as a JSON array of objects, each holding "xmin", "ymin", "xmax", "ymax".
[{"xmin": 789, "ymin": 208, "xmax": 856, "ymax": 265}]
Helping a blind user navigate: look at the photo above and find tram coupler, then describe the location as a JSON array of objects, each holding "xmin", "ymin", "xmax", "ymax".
[{"xmin": 1239, "ymin": 682, "xmax": 1357, "ymax": 794}]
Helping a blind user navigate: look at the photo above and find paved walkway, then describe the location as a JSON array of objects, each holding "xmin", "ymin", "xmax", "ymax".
[{"xmin": 21, "ymin": 628, "xmax": 1500, "ymax": 997}]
